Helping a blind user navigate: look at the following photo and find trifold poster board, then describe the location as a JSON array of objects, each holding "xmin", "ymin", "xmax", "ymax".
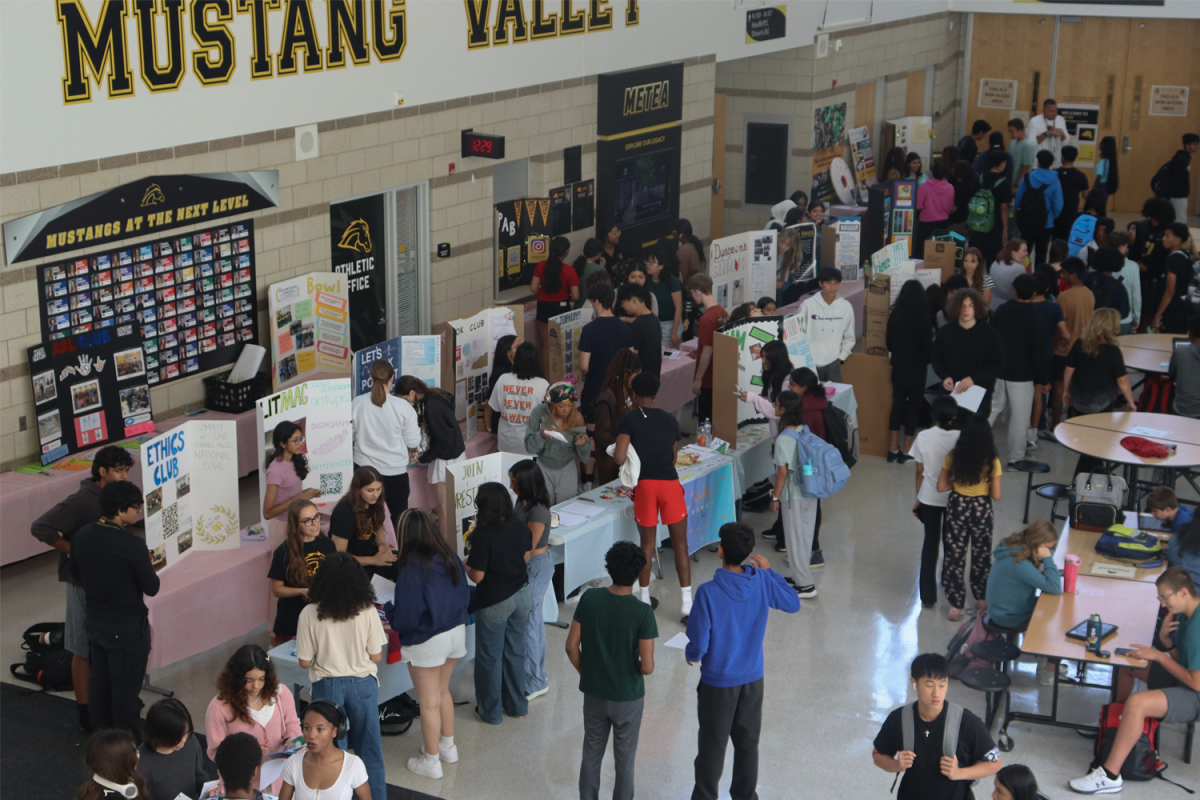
[
  {"xmin": 547, "ymin": 306, "xmax": 595, "ymax": 383},
  {"xmin": 432, "ymin": 306, "xmax": 523, "ymax": 436},
  {"xmin": 351, "ymin": 335, "xmax": 443, "ymax": 398},
  {"xmin": 255, "ymin": 379, "xmax": 354, "ymax": 528},
  {"xmin": 842, "ymin": 354, "xmax": 892, "ymax": 458},
  {"xmin": 141, "ymin": 420, "xmax": 239, "ymax": 573},
  {"xmin": 708, "ymin": 231, "xmax": 776, "ymax": 312},
  {"xmin": 440, "ymin": 451, "xmax": 528, "ymax": 554},
  {"xmin": 711, "ymin": 316, "xmax": 785, "ymax": 448},
  {"xmin": 28, "ymin": 329, "xmax": 156, "ymax": 465},
  {"xmin": 267, "ymin": 272, "xmax": 352, "ymax": 389}
]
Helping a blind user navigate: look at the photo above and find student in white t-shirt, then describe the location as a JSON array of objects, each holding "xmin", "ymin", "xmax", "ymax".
[
  {"xmin": 1027, "ymin": 99, "xmax": 1069, "ymax": 169},
  {"xmin": 279, "ymin": 701, "xmax": 371, "ymax": 800},
  {"xmin": 907, "ymin": 397, "xmax": 962, "ymax": 609},
  {"xmin": 350, "ymin": 359, "xmax": 421, "ymax": 523},
  {"xmin": 486, "ymin": 342, "xmax": 549, "ymax": 454}
]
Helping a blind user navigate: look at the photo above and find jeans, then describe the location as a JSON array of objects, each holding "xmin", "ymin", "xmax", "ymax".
[
  {"xmin": 474, "ymin": 584, "xmax": 532, "ymax": 723},
  {"xmin": 816, "ymin": 361, "xmax": 842, "ymax": 383},
  {"xmin": 693, "ymin": 679, "xmax": 764, "ymax": 800},
  {"xmin": 312, "ymin": 675, "xmax": 386, "ymax": 800},
  {"xmin": 781, "ymin": 495, "xmax": 818, "ymax": 587},
  {"xmin": 88, "ymin": 620, "xmax": 151, "ymax": 738},
  {"xmin": 525, "ymin": 552, "xmax": 555, "ymax": 693},
  {"xmin": 988, "ymin": 379, "xmax": 1035, "ymax": 464},
  {"xmin": 660, "ymin": 320, "xmax": 678, "ymax": 349},
  {"xmin": 580, "ymin": 694, "xmax": 644, "ymax": 800}
]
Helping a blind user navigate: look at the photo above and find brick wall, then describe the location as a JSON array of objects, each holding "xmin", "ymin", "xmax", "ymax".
[{"xmin": 0, "ymin": 57, "xmax": 716, "ymax": 471}]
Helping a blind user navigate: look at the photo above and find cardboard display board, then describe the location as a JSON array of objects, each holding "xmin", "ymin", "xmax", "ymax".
[
  {"xmin": 711, "ymin": 317, "xmax": 785, "ymax": 446},
  {"xmin": 547, "ymin": 307, "xmax": 595, "ymax": 384},
  {"xmin": 708, "ymin": 231, "xmax": 776, "ymax": 311},
  {"xmin": 255, "ymin": 379, "xmax": 354, "ymax": 527},
  {"xmin": 841, "ymin": 354, "xmax": 891, "ymax": 458},
  {"xmin": 27, "ymin": 330, "xmax": 155, "ymax": 465},
  {"xmin": 782, "ymin": 315, "xmax": 816, "ymax": 372},
  {"xmin": 141, "ymin": 420, "xmax": 240, "ymax": 573},
  {"xmin": 923, "ymin": 239, "xmax": 958, "ymax": 283},
  {"xmin": 440, "ymin": 451, "xmax": 528, "ymax": 555},
  {"xmin": 267, "ymin": 272, "xmax": 352, "ymax": 389},
  {"xmin": 433, "ymin": 306, "xmax": 523, "ymax": 435},
  {"xmin": 34, "ymin": 221, "xmax": 257, "ymax": 387},
  {"xmin": 351, "ymin": 335, "xmax": 443, "ymax": 398}
]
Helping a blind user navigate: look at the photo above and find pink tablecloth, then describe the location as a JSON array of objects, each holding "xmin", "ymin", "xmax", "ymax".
[
  {"xmin": 146, "ymin": 537, "xmax": 273, "ymax": 672},
  {"xmin": 658, "ymin": 341, "xmax": 700, "ymax": 414},
  {"xmin": 0, "ymin": 407, "xmax": 258, "ymax": 567}
]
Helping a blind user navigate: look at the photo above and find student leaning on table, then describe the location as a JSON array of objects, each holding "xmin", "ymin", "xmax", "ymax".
[
  {"xmin": 263, "ymin": 421, "xmax": 322, "ymax": 543},
  {"xmin": 1070, "ymin": 567, "xmax": 1200, "ymax": 795}
]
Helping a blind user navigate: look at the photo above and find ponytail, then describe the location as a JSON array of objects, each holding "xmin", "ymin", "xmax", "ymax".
[
  {"xmin": 369, "ymin": 360, "xmax": 395, "ymax": 408},
  {"xmin": 543, "ymin": 236, "xmax": 571, "ymax": 294}
]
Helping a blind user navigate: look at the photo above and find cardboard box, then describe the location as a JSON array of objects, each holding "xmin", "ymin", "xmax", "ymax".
[
  {"xmin": 923, "ymin": 239, "xmax": 957, "ymax": 283},
  {"xmin": 841, "ymin": 353, "xmax": 892, "ymax": 458},
  {"xmin": 863, "ymin": 269, "xmax": 889, "ymax": 358}
]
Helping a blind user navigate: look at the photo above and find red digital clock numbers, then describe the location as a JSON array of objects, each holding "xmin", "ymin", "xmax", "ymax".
[{"xmin": 461, "ymin": 131, "xmax": 505, "ymax": 160}]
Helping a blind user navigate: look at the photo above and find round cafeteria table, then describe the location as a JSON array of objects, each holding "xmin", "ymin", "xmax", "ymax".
[
  {"xmin": 1117, "ymin": 333, "xmax": 1180, "ymax": 386},
  {"xmin": 1054, "ymin": 412, "xmax": 1200, "ymax": 508},
  {"xmin": 1116, "ymin": 333, "xmax": 1178, "ymax": 354}
]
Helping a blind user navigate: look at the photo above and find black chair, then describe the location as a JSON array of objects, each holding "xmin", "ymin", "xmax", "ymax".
[
  {"xmin": 1012, "ymin": 460, "xmax": 1070, "ymax": 524},
  {"xmin": 982, "ymin": 614, "xmax": 1028, "ymax": 645},
  {"xmin": 971, "ymin": 640, "xmax": 1022, "ymax": 752}
]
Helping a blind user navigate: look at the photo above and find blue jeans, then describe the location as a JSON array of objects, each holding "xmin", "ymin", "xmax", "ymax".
[
  {"xmin": 525, "ymin": 552, "xmax": 555, "ymax": 693},
  {"xmin": 312, "ymin": 675, "xmax": 386, "ymax": 800},
  {"xmin": 474, "ymin": 584, "xmax": 532, "ymax": 724}
]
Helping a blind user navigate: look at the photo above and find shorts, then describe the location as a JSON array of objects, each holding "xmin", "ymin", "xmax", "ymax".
[
  {"xmin": 401, "ymin": 624, "xmax": 468, "ymax": 668},
  {"xmin": 65, "ymin": 582, "xmax": 89, "ymax": 658},
  {"xmin": 537, "ymin": 299, "xmax": 571, "ymax": 322},
  {"xmin": 427, "ymin": 453, "xmax": 464, "ymax": 485},
  {"xmin": 632, "ymin": 478, "xmax": 686, "ymax": 528},
  {"xmin": 1161, "ymin": 686, "xmax": 1200, "ymax": 725},
  {"xmin": 1052, "ymin": 355, "xmax": 1067, "ymax": 382}
]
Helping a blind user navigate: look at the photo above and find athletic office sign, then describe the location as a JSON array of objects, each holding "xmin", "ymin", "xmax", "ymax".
[{"xmin": 3, "ymin": 171, "xmax": 278, "ymax": 264}]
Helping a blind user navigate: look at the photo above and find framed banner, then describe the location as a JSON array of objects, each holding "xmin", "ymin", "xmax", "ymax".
[
  {"xmin": 34, "ymin": 221, "xmax": 257, "ymax": 387},
  {"xmin": 27, "ymin": 329, "xmax": 155, "ymax": 465},
  {"xmin": 267, "ymin": 272, "xmax": 352, "ymax": 389},
  {"xmin": 331, "ymin": 195, "xmax": 388, "ymax": 352}
]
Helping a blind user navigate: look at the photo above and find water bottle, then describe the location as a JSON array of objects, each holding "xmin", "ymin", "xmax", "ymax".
[
  {"xmin": 1063, "ymin": 554, "xmax": 1080, "ymax": 594},
  {"xmin": 1086, "ymin": 613, "xmax": 1103, "ymax": 654},
  {"xmin": 801, "ymin": 459, "xmax": 814, "ymax": 477},
  {"xmin": 697, "ymin": 421, "xmax": 709, "ymax": 448}
]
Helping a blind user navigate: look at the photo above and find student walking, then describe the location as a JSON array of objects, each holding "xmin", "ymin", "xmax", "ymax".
[
  {"xmin": 1063, "ymin": 309, "xmax": 1135, "ymax": 416},
  {"xmin": 770, "ymin": 391, "xmax": 819, "ymax": 599},
  {"xmin": 71, "ymin": 481, "xmax": 159, "ymax": 737},
  {"xmin": 985, "ymin": 520, "xmax": 1062, "ymax": 629},
  {"xmin": 936, "ymin": 417, "xmax": 1003, "ymax": 621},
  {"xmin": 968, "ymin": 151, "xmax": 1012, "ymax": 268},
  {"xmin": 887, "ymin": 280, "xmax": 933, "ymax": 460},
  {"xmin": 295, "ymin": 552, "xmax": 389, "ymax": 800},
  {"xmin": 1052, "ymin": 258, "xmax": 1094, "ymax": 427},
  {"xmin": 566, "ymin": 541, "xmax": 658, "ymax": 800},
  {"xmin": 931, "ymin": 288, "xmax": 1006, "ymax": 420},
  {"xmin": 1015, "ymin": 150, "xmax": 1064, "ymax": 266},
  {"xmin": 989, "ymin": 274, "xmax": 1049, "ymax": 469},
  {"xmin": 1150, "ymin": 222, "xmax": 1196, "ymax": 334},
  {"xmin": 685, "ymin": 523, "xmax": 800, "ymax": 800},
  {"xmin": 487, "ymin": 343, "xmax": 549, "ymax": 456},
  {"xmin": 1054, "ymin": 145, "xmax": 1091, "ymax": 241},
  {"xmin": 351, "ymin": 360, "xmax": 421, "ymax": 521},
  {"xmin": 797, "ymin": 267, "xmax": 855, "ymax": 383},
  {"xmin": 268, "ymin": 498, "xmax": 337, "ymax": 641},
  {"xmin": 524, "ymin": 382, "xmax": 591, "ymax": 504},
  {"xmin": 1094, "ymin": 135, "xmax": 1120, "ymax": 200},
  {"xmin": 908, "ymin": 397, "xmax": 961, "ymax": 608},
  {"xmin": 509, "ymin": 459, "xmax": 555, "ymax": 700},
  {"xmin": 1157, "ymin": 133, "xmax": 1198, "ymax": 223},
  {"xmin": 687, "ymin": 273, "xmax": 729, "ymax": 424}
]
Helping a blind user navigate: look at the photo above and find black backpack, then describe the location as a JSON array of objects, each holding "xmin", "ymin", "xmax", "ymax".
[
  {"xmin": 379, "ymin": 693, "xmax": 420, "ymax": 735},
  {"xmin": 10, "ymin": 622, "xmax": 73, "ymax": 692},
  {"xmin": 1150, "ymin": 160, "xmax": 1172, "ymax": 197},
  {"xmin": 1016, "ymin": 174, "xmax": 1048, "ymax": 234},
  {"xmin": 821, "ymin": 405, "xmax": 857, "ymax": 469}
]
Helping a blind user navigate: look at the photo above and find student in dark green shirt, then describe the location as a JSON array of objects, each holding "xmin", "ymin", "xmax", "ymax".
[{"xmin": 566, "ymin": 541, "xmax": 658, "ymax": 800}]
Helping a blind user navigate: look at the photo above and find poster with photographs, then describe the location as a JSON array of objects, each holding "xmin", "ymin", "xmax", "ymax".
[
  {"xmin": 34, "ymin": 221, "xmax": 258, "ymax": 387},
  {"xmin": 708, "ymin": 231, "xmax": 776, "ymax": 312},
  {"xmin": 27, "ymin": 329, "xmax": 154, "ymax": 465},
  {"xmin": 437, "ymin": 307, "xmax": 521, "ymax": 437},
  {"xmin": 141, "ymin": 420, "xmax": 240, "ymax": 573},
  {"xmin": 266, "ymin": 273, "xmax": 351, "ymax": 390}
]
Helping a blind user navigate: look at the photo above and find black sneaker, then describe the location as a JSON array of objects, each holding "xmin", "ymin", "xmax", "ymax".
[
  {"xmin": 810, "ymin": 550, "xmax": 824, "ymax": 568},
  {"xmin": 774, "ymin": 539, "xmax": 787, "ymax": 552},
  {"xmin": 795, "ymin": 585, "xmax": 818, "ymax": 599},
  {"xmin": 761, "ymin": 530, "xmax": 778, "ymax": 539},
  {"xmin": 887, "ymin": 450, "xmax": 900, "ymax": 463}
]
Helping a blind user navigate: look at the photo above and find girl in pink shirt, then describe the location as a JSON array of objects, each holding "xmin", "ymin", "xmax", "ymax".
[{"xmin": 915, "ymin": 160, "xmax": 956, "ymax": 257}]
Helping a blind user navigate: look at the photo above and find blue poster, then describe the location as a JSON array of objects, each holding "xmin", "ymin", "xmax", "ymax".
[
  {"xmin": 679, "ymin": 462, "xmax": 737, "ymax": 553},
  {"xmin": 352, "ymin": 336, "xmax": 400, "ymax": 398}
]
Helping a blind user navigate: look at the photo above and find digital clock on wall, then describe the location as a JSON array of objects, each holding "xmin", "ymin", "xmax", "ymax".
[{"xmin": 461, "ymin": 130, "xmax": 505, "ymax": 159}]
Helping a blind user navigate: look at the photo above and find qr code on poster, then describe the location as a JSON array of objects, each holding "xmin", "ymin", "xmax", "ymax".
[
  {"xmin": 320, "ymin": 472, "xmax": 343, "ymax": 496},
  {"xmin": 163, "ymin": 503, "xmax": 179, "ymax": 539}
]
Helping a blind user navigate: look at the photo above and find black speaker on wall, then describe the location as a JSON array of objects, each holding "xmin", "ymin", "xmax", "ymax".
[{"xmin": 564, "ymin": 145, "xmax": 582, "ymax": 185}]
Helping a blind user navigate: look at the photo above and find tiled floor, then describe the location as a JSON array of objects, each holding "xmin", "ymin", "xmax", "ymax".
[{"xmin": 3, "ymin": 418, "xmax": 1198, "ymax": 799}]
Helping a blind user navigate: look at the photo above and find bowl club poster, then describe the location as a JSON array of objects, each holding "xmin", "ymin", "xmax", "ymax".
[{"xmin": 267, "ymin": 272, "xmax": 351, "ymax": 389}]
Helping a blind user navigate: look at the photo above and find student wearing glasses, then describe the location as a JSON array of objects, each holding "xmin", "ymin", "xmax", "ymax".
[
  {"xmin": 263, "ymin": 421, "xmax": 322, "ymax": 544},
  {"xmin": 268, "ymin": 498, "xmax": 336, "ymax": 642}
]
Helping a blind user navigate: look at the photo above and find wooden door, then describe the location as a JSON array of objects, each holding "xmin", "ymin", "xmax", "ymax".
[
  {"xmin": 905, "ymin": 72, "xmax": 925, "ymax": 118},
  {"xmin": 711, "ymin": 92, "xmax": 726, "ymax": 240},
  {"xmin": 1053, "ymin": 17, "xmax": 1131, "ymax": 191},
  {"xmin": 966, "ymin": 13, "xmax": 1055, "ymax": 136},
  {"xmin": 1114, "ymin": 19, "xmax": 1200, "ymax": 213}
]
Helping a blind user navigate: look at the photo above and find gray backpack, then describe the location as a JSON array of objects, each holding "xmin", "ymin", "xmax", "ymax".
[{"xmin": 891, "ymin": 702, "xmax": 973, "ymax": 792}]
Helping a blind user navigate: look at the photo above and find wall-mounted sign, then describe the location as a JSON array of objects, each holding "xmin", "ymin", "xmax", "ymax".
[
  {"xmin": 572, "ymin": 180, "xmax": 595, "ymax": 232},
  {"xmin": 331, "ymin": 195, "xmax": 388, "ymax": 352},
  {"xmin": 1149, "ymin": 86, "xmax": 1189, "ymax": 117},
  {"xmin": 977, "ymin": 78, "xmax": 1017, "ymax": 110},
  {"xmin": 437, "ymin": 242, "xmax": 452, "ymax": 259},
  {"xmin": 746, "ymin": 7, "xmax": 786, "ymax": 43},
  {"xmin": 549, "ymin": 186, "xmax": 572, "ymax": 236},
  {"xmin": 3, "ymin": 172, "xmax": 278, "ymax": 264},
  {"xmin": 597, "ymin": 62, "xmax": 684, "ymax": 138}
]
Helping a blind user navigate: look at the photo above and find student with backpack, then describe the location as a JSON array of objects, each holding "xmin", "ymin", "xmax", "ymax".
[
  {"xmin": 1082, "ymin": 247, "xmax": 1131, "ymax": 320},
  {"xmin": 1131, "ymin": 197, "xmax": 1177, "ymax": 329},
  {"xmin": 1149, "ymin": 222, "xmax": 1196, "ymax": 334},
  {"xmin": 1015, "ymin": 150, "xmax": 1064, "ymax": 267},
  {"xmin": 769, "ymin": 391, "xmax": 821, "ymax": 599},
  {"xmin": 1154, "ymin": 133, "xmax": 1198, "ymax": 224},
  {"xmin": 936, "ymin": 417, "xmax": 1003, "ymax": 621},
  {"xmin": 1070, "ymin": 567, "xmax": 1200, "ymax": 794},
  {"xmin": 967, "ymin": 150, "xmax": 1012, "ymax": 268},
  {"xmin": 1067, "ymin": 192, "xmax": 1106, "ymax": 259},
  {"xmin": 908, "ymin": 396, "xmax": 961, "ymax": 609},
  {"xmin": 872, "ymin": 653, "xmax": 1002, "ymax": 799},
  {"xmin": 1107, "ymin": 231, "xmax": 1142, "ymax": 334}
]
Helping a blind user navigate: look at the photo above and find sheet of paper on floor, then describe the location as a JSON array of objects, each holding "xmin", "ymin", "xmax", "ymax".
[{"xmin": 663, "ymin": 632, "xmax": 689, "ymax": 649}]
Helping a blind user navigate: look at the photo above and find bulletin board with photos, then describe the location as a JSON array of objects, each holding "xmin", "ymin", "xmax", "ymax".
[{"xmin": 36, "ymin": 221, "xmax": 258, "ymax": 387}]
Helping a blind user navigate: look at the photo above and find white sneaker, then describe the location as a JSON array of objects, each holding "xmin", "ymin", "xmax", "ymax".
[
  {"xmin": 1069, "ymin": 765, "xmax": 1123, "ymax": 794},
  {"xmin": 526, "ymin": 685, "xmax": 549, "ymax": 700},
  {"xmin": 408, "ymin": 754, "xmax": 444, "ymax": 779},
  {"xmin": 438, "ymin": 743, "xmax": 459, "ymax": 763}
]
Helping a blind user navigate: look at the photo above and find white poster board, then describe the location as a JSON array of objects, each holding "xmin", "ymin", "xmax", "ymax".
[
  {"xmin": 834, "ymin": 219, "xmax": 862, "ymax": 281},
  {"xmin": 141, "ymin": 420, "xmax": 240, "ymax": 573},
  {"xmin": 723, "ymin": 317, "xmax": 784, "ymax": 426},
  {"xmin": 443, "ymin": 452, "xmax": 504, "ymax": 557},
  {"xmin": 351, "ymin": 335, "xmax": 443, "ymax": 398},
  {"xmin": 445, "ymin": 306, "xmax": 519, "ymax": 436},
  {"xmin": 871, "ymin": 240, "xmax": 910, "ymax": 273},
  {"xmin": 709, "ymin": 231, "xmax": 776, "ymax": 312},
  {"xmin": 255, "ymin": 378, "xmax": 354, "ymax": 527},
  {"xmin": 782, "ymin": 314, "xmax": 816, "ymax": 372},
  {"xmin": 267, "ymin": 272, "xmax": 352, "ymax": 389}
]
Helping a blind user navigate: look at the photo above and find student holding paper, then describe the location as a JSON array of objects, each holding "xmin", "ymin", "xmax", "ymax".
[
  {"xmin": 931, "ymin": 288, "xmax": 1005, "ymax": 420},
  {"xmin": 524, "ymin": 382, "xmax": 591, "ymax": 505}
]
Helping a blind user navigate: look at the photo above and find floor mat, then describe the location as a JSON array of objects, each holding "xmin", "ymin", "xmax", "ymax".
[{"xmin": 0, "ymin": 682, "xmax": 438, "ymax": 800}]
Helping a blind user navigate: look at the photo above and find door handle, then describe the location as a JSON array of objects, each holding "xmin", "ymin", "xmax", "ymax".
[{"xmin": 1121, "ymin": 135, "xmax": 1132, "ymax": 154}]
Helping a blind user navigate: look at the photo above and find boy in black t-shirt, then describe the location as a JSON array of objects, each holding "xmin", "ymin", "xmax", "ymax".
[
  {"xmin": 873, "ymin": 653, "xmax": 1001, "ymax": 800},
  {"xmin": 614, "ymin": 373, "xmax": 690, "ymax": 619},
  {"xmin": 1150, "ymin": 222, "xmax": 1195, "ymax": 334},
  {"xmin": 968, "ymin": 150, "xmax": 1012, "ymax": 268},
  {"xmin": 1054, "ymin": 145, "xmax": 1091, "ymax": 241},
  {"xmin": 617, "ymin": 282, "xmax": 663, "ymax": 378}
]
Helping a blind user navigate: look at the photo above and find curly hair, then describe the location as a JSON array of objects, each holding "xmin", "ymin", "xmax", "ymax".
[
  {"xmin": 947, "ymin": 415, "xmax": 999, "ymax": 487},
  {"xmin": 307, "ymin": 552, "xmax": 377, "ymax": 621},
  {"xmin": 215, "ymin": 644, "xmax": 281, "ymax": 726},
  {"xmin": 605, "ymin": 541, "xmax": 646, "ymax": 587},
  {"xmin": 945, "ymin": 287, "xmax": 985, "ymax": 324}
]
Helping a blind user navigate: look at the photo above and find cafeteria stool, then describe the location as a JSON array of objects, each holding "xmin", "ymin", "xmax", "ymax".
[
  {"xmin": 958, "ymin": 667, "xmax": 1012, "ymax": 743},
  {"xmin": 1012, "ymin": 460, "xmax": 1069, "ymax": 524},
  {"xmin": 982, "ymin": 614, "xmax": 1028, "ymax": 646},
  {"xmin": 971, "ymin": 640, "xmax": 1021, "ymax": 752}
]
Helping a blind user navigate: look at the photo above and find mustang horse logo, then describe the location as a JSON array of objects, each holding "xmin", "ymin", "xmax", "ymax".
[
  {"xmin": 338, "ymin": 219, "xmax": 372, "ymax": 253},
  {"xmin": 140, "ymin": 183, "xmax": 166, "ymax": 206}
]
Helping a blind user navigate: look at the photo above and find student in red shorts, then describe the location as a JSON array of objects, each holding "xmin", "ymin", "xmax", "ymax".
[{"xmin": 613, "ymin": 373, "xmax": 692, "ymax": 622}]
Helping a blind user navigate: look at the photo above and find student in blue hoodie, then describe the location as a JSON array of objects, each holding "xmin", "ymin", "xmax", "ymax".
[
  {"xmin": 685, "ymin": 522, "xmax": 800, "ymax": 800},
  {"xmin": 1015, "ymin": 150, "xmax": 1064, "ymax": 267},
  {"xmin": 984, "ymin": 520, "xmax": 1062, "ymax": 630}
]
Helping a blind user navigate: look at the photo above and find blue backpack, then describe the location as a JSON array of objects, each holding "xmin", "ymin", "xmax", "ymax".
[{"xmin": 779, "ymin": 427, "xmax": 850, "ymax": 498}]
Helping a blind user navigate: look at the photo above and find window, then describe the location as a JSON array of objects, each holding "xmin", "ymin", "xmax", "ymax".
[{"xmin": 744, "ymin": 122, "xmax": 789, "ymax": 206}]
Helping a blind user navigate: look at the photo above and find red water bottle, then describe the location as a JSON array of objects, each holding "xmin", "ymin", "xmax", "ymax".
[{"xmin": 1063, "ymin": 554, "xmax": 1080, "ymax": 594}]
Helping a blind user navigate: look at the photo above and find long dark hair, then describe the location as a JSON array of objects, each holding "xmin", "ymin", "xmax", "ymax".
[
  {"xmin": 215, "ymin": 644, "xmax": 281, "ymax": 725},
  {"xmin": 75, "ymin": 730, "xmax": 150, "ymax": 800},
  {"xmin": 789, "ymin": 367, "xmax": 823, "ymax": 398},
  {"xmin": 266, "ymin": 420, "xmax": 308, "ymax": 478},
  {"xmin": 337, "ymin": 466, "xmax": 385, "ymax": 544},
  {"xmin": 995, "ymin": 764, "xmax": 1040, "ymax": 800},
  {"xmin": 512, "ymin": 341, "xmax": 543, "ymax": 380},
  {"xmin": 776, "ymin": 390, "xmax": 804, "ymax": 429},
  {"xmin": 948, "ymin": 415, "xmax": 999, "ymax": 487},
  {"xmin": 893, "ymin": 279, "xmax": 932, "ymax": 319},
  {"xmin": 883, "ymin": 146, "xmax": 906, "ymax": 179},
  {"xmin": 673, "ymin": 218, "xmax": 706, "ymax": 263},
  {"xmin": 284, "ymin": 498, "xmax": 318, "ymax": 587},
  {"xmin": 759, "ymin": 340, "xmax": 793, "ymax": 402},
  {"xmin": 542, "ymin": 236, "xmax": 572, "ymax": 293},
  {"xmin": 395, "ymin": 508, "xmax": 461, "ymax": 586},
  {"xmin": 488, "ymin": 334, "xmax": 517, "ymax": 397},
  {"xmin": 308, "ymin": 552, "xmax": 377, "ymax": 622},
  {"xmin": 1176, "ymin": 516, "xmax": 1200, "ymax": 556},
  {"xmin": 599, "ymin": 349, "xmax": 641, "ymax": 415},
  {"xmin": 1098, "ymin": 135, "xmax": 1119, "ymax": 194},
  {"xmin": 510, "ymin": 459, "xmax": 552, "ymax": 510},
  {"xmin": 473, "ymin": 482, "xmax": 514, "ymax": 531},
  {"xmin": 572, "ymin": 238, "xmax": 604, "ymax": 272}
]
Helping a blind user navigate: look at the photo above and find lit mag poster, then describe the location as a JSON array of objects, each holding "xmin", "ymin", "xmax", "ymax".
[
  {"xmin": 27, "ymin": 329, "xmax": 154, "ymax": 465},
  {"xmin": 140, "ymin": 420, "xmax": 240, "ymax": 573},
  {"xmin": 267, "ymin": 272, "xmax": 351, "ymax": 389},
  {"xmin": 351, "ymin": 335, "xmax": 443, "ymax": 397},
  {"xmin": 255, "ymin": 379, "xmax": 353, "ymax": 527},
  {"xmin": 547, "ymin": 306, "xmax": 595, "ymax": 384},
  {"xmin": 708, "ymin": 231, "xmax": 776, "ymax": 312}
]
